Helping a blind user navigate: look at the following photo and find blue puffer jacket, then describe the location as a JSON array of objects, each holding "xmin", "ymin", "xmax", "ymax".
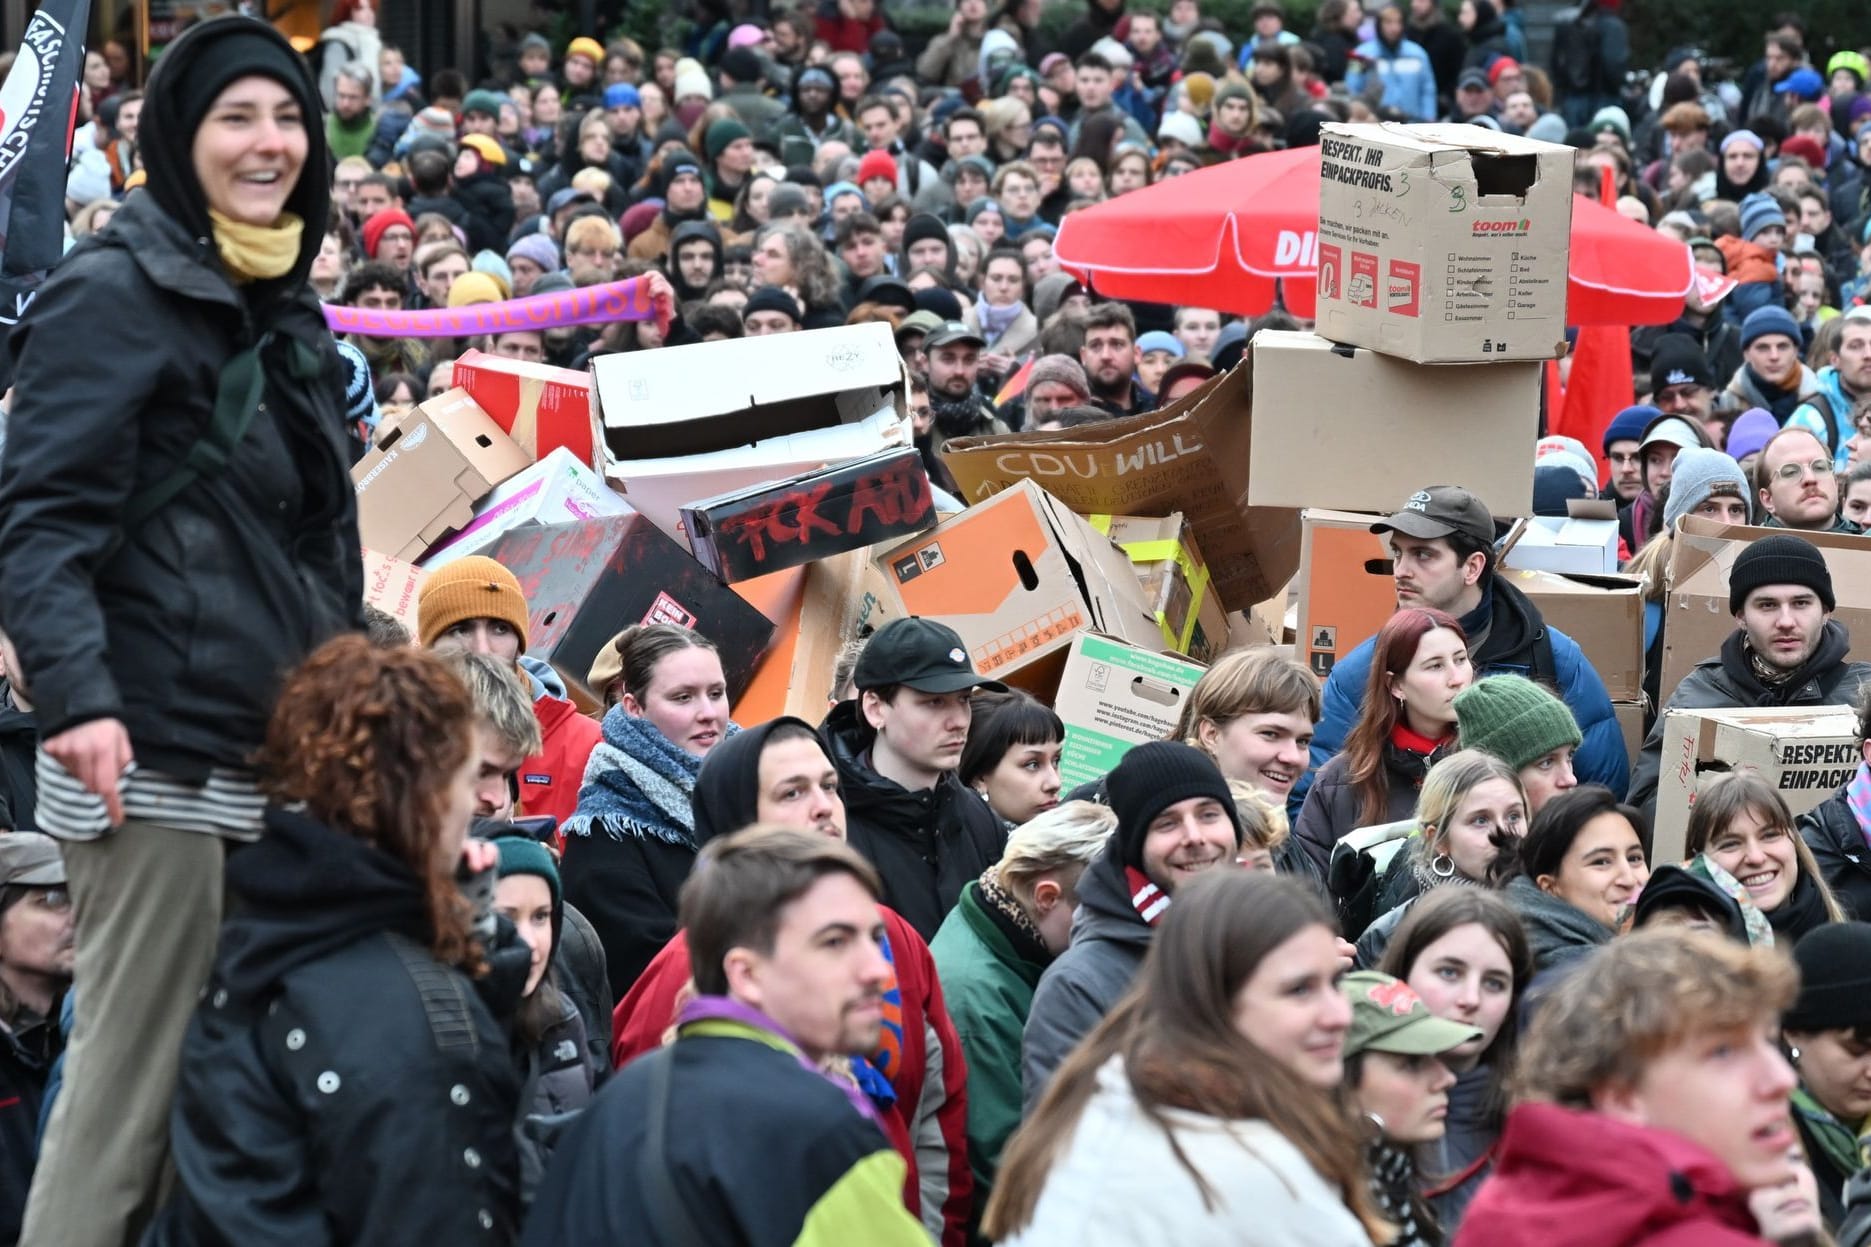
[
  {"xmin": 1788, "ymin": 365, "xmax": 1859, "ymax": 470},
  {"xmin": 1345, "ymin": 37, "xmax": 1438, "ymax": 121},
  {"xmin": 1290, "ymin": 577, "xmax": 1628, "ymax": 824}
]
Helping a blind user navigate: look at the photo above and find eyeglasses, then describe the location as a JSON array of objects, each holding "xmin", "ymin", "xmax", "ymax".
[
  {"xmin": 1774, "ymin": 459, "xmax": 1836, "ymax": 481},
  {"xmin": 29, "ymin": 888, "xmax": 69, "ymax": 911}
]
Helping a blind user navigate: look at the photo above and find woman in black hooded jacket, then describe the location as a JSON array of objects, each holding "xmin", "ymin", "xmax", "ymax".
[{"xmin": 0, "ymin": 17, "xmax": 362, "ymax": 1242}]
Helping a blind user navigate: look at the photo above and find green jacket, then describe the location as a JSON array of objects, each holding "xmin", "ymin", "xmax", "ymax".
[{"xmin": 929, "ymin": 881, "xmax": 1049, "ymax": 1198}]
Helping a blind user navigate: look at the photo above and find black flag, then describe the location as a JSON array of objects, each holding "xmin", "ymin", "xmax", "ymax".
[{"xmin": 0, "ymin": 0, "xmax": 90, "ymax": 349}]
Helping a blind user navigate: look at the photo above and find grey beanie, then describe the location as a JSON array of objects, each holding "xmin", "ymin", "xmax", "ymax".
[{"xmin": 1662, "ymin": 448, "xmax": 1749, "ymax": 532}]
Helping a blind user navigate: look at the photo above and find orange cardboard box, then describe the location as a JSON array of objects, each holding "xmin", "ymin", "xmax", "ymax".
[
  {"xmin": 873, "ymin": 479, "xmax": 1162, "ymax": 689},
  {"xmin": 1294, "ymin": 509, "xmax": 1396, "ymax": 680}
]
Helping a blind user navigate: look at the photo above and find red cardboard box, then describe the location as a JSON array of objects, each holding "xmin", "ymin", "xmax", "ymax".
[
  {"xmin": 485, "ymin": 515, "xmax": 776, "ymax": 707},
  {"xmin": 452, "ymin": 348, "xmax": 599, "ymax": 468},
  {"xmin": 680, "ymin": 448, "xmax": 937, "ymax": 583}
]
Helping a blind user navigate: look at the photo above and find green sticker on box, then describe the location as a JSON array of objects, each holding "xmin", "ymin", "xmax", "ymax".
[{"xmin": 1056, "ymin": 635, "xmax": 1206, "ymax": 791}]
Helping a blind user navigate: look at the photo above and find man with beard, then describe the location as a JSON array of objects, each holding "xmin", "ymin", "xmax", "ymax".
[
  {"xmin": 922, "ymin": 322, "xmax": 1010, "ymax": 461},
  {"xmin": 1079, "ymin": 302, "xmax": 1154, "ymax": 416},
  {"xmin": 774, "ymin": 66, "xmax": 859, "ymax": 169},
  {"xmin": 519, "ymin": 828, "xmax": 929, "ymax": 1246},
  {"xmin": 1021, "ymin": 742, "xmax": 1243, "ymax": 1107},
  {"xmin": 667, "ymin": 219, "xmax": 722, "ymax": 304},
  {"xmin": 1756, "ymin": 428, "xmax": 1855, "ymax": 533},
  {"xmin": 1790, "ymin": 306, "xmax": 1871, "ymax": 469},
  {"xmin": 627, "ymin": 150, "xmax": 713, "ymax": 262},
  {"xmin": 1629, "ymin": 536, "xmax": 1871, "ymax": 818}
]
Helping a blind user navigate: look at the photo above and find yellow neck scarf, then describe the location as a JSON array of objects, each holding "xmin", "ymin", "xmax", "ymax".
[{"xmin": 209, "ymin": 209, "xmax": 304, "ymax": 284}]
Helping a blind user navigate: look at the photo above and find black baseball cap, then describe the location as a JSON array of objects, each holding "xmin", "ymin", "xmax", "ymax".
[
  {"xmin": 1370, "ymin": 486, "xmax": 1495, "ymax": 544},
  {"xmin": 854, "ymin": 617, "xmax": 1006, "ymax": 693},
  {"xmin": 924, "ymin": 320, "xmax": 986, "ymax": 351}
]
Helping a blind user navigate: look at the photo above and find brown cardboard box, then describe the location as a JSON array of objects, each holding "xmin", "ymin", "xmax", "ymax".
[
  {"xmin": 1248, "ymin": 331, "xmax": 1541, "ymax": 516},
  {"xmin": 1614, "ymin": 702, "xmax": 1644, "ymax": 772},
  {"xmin": 361, "ymin": 548, "xmax": 424, "ymax": 636},
  {"xmin": 873, "ymin": 479, "xmax": 1163, "ymax": 689},
  {"xmin": 1662, "ymin": 517, "xmax": 1871, "ymax": 699},
  {"xmin": 1294, "ymin": 510, "xmax": 1396, "ymax": 680},
  {"xmin": 352, "ymin": 389, "xmax": 532, "ymax": 563},
  {"xmin": 1651, "ymin": 706, "xmax": 1859, "ymax": 865},
  {"xmin": 1054, "ymin": 633, "xmax": 1208, "ymax": 790},
  {"xmin": 939, "ymin": 362, "xmax": 1301, "ymax": 612},
  {"xmin": 1087, "ymin": 512, "xmax": 1230, "ymax": 662},
  {"xmin": 1502, "ymin": 568, "xmax": 1646, "ymax": 704},
  {"xmin": 1315, "ymin": 122, "xmax": 1573, "ymax": 363}
]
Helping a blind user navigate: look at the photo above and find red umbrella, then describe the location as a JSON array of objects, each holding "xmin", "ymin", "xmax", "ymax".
[{"xmin": 1053, "ymin": 145, "xmax": 1694, "ymax": 325}]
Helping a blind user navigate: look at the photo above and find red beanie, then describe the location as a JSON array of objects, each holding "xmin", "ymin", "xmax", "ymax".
[
  {"xmin": 857, "ymin": 149, "xmax": 899, "ymax": 186},
  {"xmin": 361, "ymin": 208, "xmax": 417, "ymax": 258},
  {"xmin": 1780, "ymin": 133, "xmax": 1828, "ymax": 170},
  {"xmin": 1487, "ymin": 56, "xmax": 1520, "ymax": 86}
]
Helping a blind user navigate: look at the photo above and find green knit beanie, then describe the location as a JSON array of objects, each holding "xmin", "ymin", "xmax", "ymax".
[
  {"xmin": 493, "ymin": 834, "xmax": 561, "ymax": 911},
  {"xmin": 1452, "ymin": 675, "xmax": 1582, "ymax": 772}
]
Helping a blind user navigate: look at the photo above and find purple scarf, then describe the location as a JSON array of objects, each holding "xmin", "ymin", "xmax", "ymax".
[{"xmin": 676, "ymin": 995, "xmax": 882, "ymax": 1125}]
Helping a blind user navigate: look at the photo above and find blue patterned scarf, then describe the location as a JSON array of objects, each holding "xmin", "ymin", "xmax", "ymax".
[{"xmin": 559, "ymin": 708, "xmax": 738, "ymax": 847}]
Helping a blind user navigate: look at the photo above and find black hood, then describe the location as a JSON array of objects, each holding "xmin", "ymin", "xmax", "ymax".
[
  {"xmin": 139, "ymin": 16, "xmax": 331, "ymax": 294},
  {"xmin": 1718, "ymin": 620, "xmax": 1853, "ymax": 704},
  {"xmin": 218, "ymin": 807, "xmax": 433, "ymax": 997},
  {"xmin": 1471, "ymin": 573, "xmax": 1543, "ymax": 667},
  {"xmin": 693, "ymin": 715, "xmax": 822, "ymax": 843},
  {"xmin": 1067, "ymin": 844, "xmax": 1153, "ymax": 949},
  {"xmin": 667, "ymin": 218, "xmax": 724, "ymax": 302},
  {"xmin": 0, "ymin": 689, "xmax": 34, "ymax": 741},
  {"xmin": 821, "ymin": 698, "xmax": 945, "ymax": 832}
]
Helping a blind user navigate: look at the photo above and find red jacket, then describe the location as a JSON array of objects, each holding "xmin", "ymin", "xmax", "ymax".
[
  {"xmin": 1456, "ymin": 1102, "xmax": 1769, "ymax": 1247},
  {"xmin": 521, "ymin": 692, "xmax": 600, "ymax": 828},
  {"xmin": 814, "ymin": 3, "xmax": 886, "ymax": 53},
  {"xmin": 613, "ymin": 906, "xmax": 973, "ymax": 1247}
]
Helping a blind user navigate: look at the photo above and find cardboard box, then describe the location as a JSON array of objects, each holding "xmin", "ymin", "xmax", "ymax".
[
  {"xmin": 1247, "ymin": 331, "xmax": 1541, "ymax": 516},
  {"xmin": 1315, "ymin": 122, "xmax": 1573, "ymax": 363},
  {"xmin": 594, "ymin": 324, "xmax": 911, "ymax": 542},
  {"xmin": 1662, "ymin": 517, "xmax": 1871, "ymax": 702},
  {"xmin": 1293, "ymin": 509, "xmax": 1397, "ymax": 680},
  {"xmin": 421, "ymin": 447, "xmax": 634, "ymax": 569},
  {"xmin": 940, "ymin": 362, "xmax": 1301, "ymax": 611},
  {"xmin": 1503, "ymin": 568, "xmax": 1645, "ymax": 704},
  {"xmin": 452, "ymin": 348, "xmax": 600, "ymax": 469},
  {"xmin": 1651, "ymin": 706, "xmax": 1859, "ymax": 866},
  {"xmin": 1055, "ymin": 633, "xmax": 1208, "ymax": 791},
  {"xmin": 1614, "ymin": 701, "xmax": 1643, "ymax": 772},
  {"xmin": 352, "ymin": 389, "xmax": 532, "ymax": 563},
  {"xmin": 680, "ymin": 448, "xmax": 937, "ymax": 584},
  {"xmin": 1087, "ymin": 512, "xmax": 1230, "ymax": 662},
  {"xmin": 1500, "ymin": 501, "xmax": 1622, "ymax": 575},
  {"xmin": 873, "ymin": 479, "xmax": 1163, "ymax": 688},
  {"xmin": 484, "ymin": 515, "xmax": 777, "ymax": 707},
  {"xmin": 361, "ymin": 548, "xmax": 425, "ymax": 636}
]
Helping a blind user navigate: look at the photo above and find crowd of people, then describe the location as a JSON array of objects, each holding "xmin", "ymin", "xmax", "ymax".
[{"xmin": 1, "ymin": 0, "xmax": 1871, "ymax": 1244}]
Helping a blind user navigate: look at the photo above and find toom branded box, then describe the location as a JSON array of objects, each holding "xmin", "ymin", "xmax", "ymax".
[
  {"xmin": 680, "ymin": 448, "xmax": 936, "ymax": 584},
  {"xmin": 352, "ymin": 389, "xmax": 532, "ymax": 563},
  {"xmin": 422, "ymin": 446, "xmax": 634, "ymax": 569},
  {"xmin": 940, "ymin": 363, "xmax": 1302, "ymax": 612},
  {"xmin": 451, "ymin": 349, "xmax": 600, "ymax": 468},
  {"xmin": 1248, "ymin": 331, "xmax": 1541, "ymax": 516},
  {"xmin": 873, "ymin": 479, "xmax": 1163, "ymax": 689},
  {"xmin": 361, "ymin": 548, "xmax": 425, "ymax": 636},
  {"xmin": 593, "ymin": 323, "xmax": 910, "ymax": 542},
  {"xmin": 1315, "ymin": 122, "xmax": 1573, "ymax": 363},
  {"xmin": 1087, "ymin": 513, "xmax": 1230, "ymax": 661},
  {"xmin": 1652, "ymin": 707, "xmax": 1860, "ymax": 866},
  {"xmin": 484, "ymin": 515, "xmax": 776, "ymax": 707},
  {"xmin": 1662, "ymin": 517, "xmax": 1871, "ymax": 701},
  {"xmin": 1055, "ymin": 633, "xmax": 1208, "ymax": 790},
  {"xmin": 1294, "ymin": 510, "xmax": 1396, "ymax": 680}
]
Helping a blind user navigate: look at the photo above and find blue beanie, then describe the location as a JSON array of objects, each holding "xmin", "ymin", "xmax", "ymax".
[
  {"xmin": 604, "ymin": 83, "xmax": 642, "ymax": 109},
  {"xmin": 1741, "ymin": 305, "xmax": 1802, "ymax": 349},
  {"xmin": 1739, "ymin": 192, "xmax": 1787, "ymax": 243},
  {"xmin": 1602, "ymin": 404, "xmax": 1658, "ymax": 452},
  {"xmin": 1136, "ymin": 331, "xmax": 1185, "ymax": 357}
]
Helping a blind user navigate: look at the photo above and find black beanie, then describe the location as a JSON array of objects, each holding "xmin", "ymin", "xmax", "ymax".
[
  {"xmin": 1105, "ymin": 741, "xmax": 1241, "ymax": 871},
  {"xmin": 141, "ymin": 17, "xmax": 329, "ymax": 248},
  {"xmin": 902, "ymin": 213, "xmax": 952, "ymax": 259},
  {"xmin": 1785, "ymin": 921, "xmax": 1871, "ymax": 1031},
  {"xmin": 1728, "ymin": 534, "xmax": 1835, "ymax": 614},
  {"xmin": 742, "ymin": 284, "xmax": 803, "ymax": 324}
]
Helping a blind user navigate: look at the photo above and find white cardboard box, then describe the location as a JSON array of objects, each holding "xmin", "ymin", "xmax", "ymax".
[
  {"xmin": 1315, "ymin": 122, "xmax": 1573, "ymax": 363},
  {"xmin": 1501, "ymin": 506, "xmax": 1621, "ymax": 576},
  {"xmin": 421, "ymin": 446, "xmax": 633, "ymax": 569}
]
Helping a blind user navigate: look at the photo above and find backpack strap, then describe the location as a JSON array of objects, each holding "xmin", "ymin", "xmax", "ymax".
[
  {"xmin": 1806, "ymin": 391, "xmax": 1840, "ymax": 458},
  {"xmin": 638, "ymin": 1046, "xmax": 713, "ymax": 1247}
]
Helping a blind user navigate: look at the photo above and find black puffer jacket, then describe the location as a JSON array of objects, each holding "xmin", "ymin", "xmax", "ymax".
[
  {"xmin": 1800, "ymin": 787, "xmax": 1871, "ymax": 922},
  {"xmin": 0, "ymin": 18, "xmax": 361, "ymax": 777},
  {"xmin": 820, "ymin": 699, "xmax": 1007, "ymax": 939},
  {"xmin": 147, "ymin": 808, "xmax": 524, "ymax": 1245}
]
